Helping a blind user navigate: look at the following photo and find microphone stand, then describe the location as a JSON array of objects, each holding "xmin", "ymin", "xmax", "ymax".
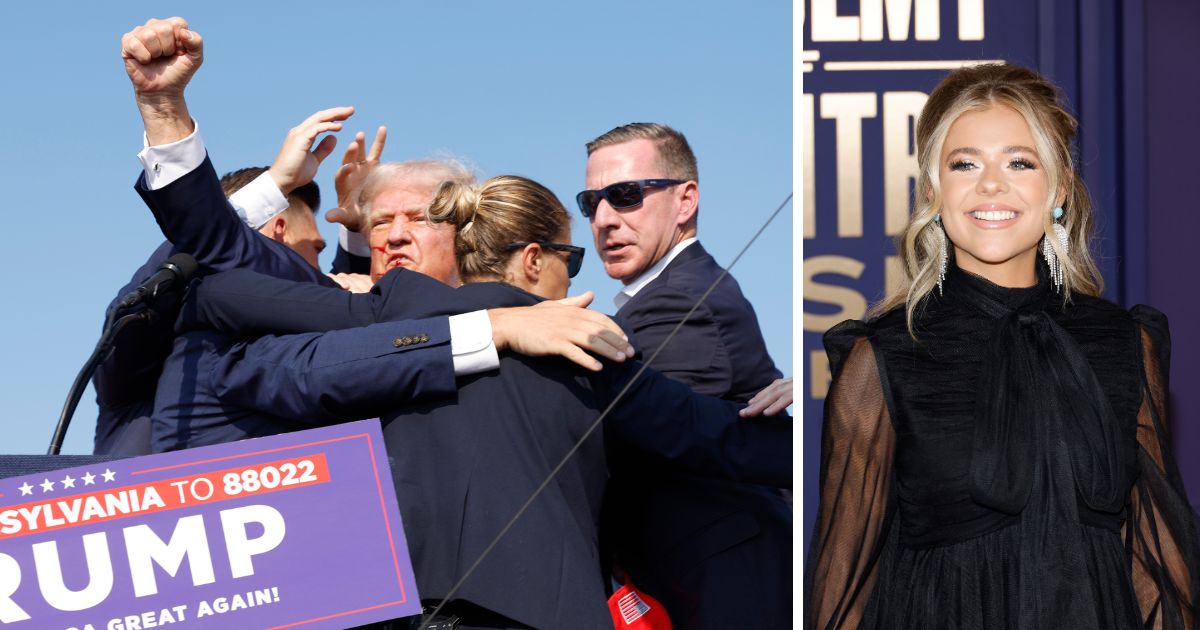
[{"xmin": 48, "ymin": 309, "xmax": 153, "ymax": 455}]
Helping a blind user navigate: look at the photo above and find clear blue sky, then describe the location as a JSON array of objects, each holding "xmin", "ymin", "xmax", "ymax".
[{"xmin": 0, "ymin": 1, "xmax": 792, "ymax": 454}]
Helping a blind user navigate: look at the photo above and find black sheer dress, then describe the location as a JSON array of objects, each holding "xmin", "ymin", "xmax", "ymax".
[{"xmin": 807, "ymin": 263, "xmax": 1200, "ymax": 629}]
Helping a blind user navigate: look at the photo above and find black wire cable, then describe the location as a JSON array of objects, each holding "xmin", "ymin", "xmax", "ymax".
[{"xmin": 419, "ymin": 192, "xmax": 793, "ymax": 628}]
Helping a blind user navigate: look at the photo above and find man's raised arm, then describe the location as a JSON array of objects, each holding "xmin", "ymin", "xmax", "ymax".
[{"xmin": 121, "ymin": 17, "xmax": 201, "ymax": 147}]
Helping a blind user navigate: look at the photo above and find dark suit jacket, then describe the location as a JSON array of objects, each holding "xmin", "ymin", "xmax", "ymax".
[
  {"xmin": 185, "ymin": 267, "xmax": 792, "ymax": 628},
  {"xmin": 91, "ymin": 154, "xmax": 338, "ymax": 453},
  {"xmin": 92, "ymin": 157, "xmax": 339, "ymax": 456},
  {"xmin": 606, "ymin": 241, "xmax": 792, "ymax": 629},
  {"xmin": 330, "ymin": 242, "xmax": 370, "ymax": 275},
  {"xmin": 93, "ymin": 240, "xmax": 176, "ymax": 455}
]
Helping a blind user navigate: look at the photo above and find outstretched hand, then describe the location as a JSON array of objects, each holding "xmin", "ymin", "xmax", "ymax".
[
  {"xmin": 488, "ymin": 291, "xmax": 635, "ymax": 371},
  {"xmin": 326, "ymin": 126, "xmax": 388, "ymax": 233},
  {"xmin": 739, "ymin": 377, "xmax": 793, "ymax": 417},
  {"xmin": 327, "ymin": 273, "xmax": 374, "ymax": 293},
  {"xmin": 267, "ymin": 107, "xmax": 355, "ymax": 195},
  {"xmin": 121, "ymin": 17, "xmax": 203, "ymax": 98}
]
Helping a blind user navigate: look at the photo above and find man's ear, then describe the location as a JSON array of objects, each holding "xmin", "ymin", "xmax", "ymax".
[
  {"xmin": 257, "ymin": 216, "xmax": 286, "ymax": 243},
  {"xmin": 675, "ymin": 181, "xmax": 699, "ymax": 227},
  {"xmin": 270, "ymin": 216, "xmax": 288, "ymax": 243}
]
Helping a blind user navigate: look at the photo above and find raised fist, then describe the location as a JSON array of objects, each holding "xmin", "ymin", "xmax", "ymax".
[{"xmin": 120, "ymin": 17, "xmax": 203, "ymax": 97}]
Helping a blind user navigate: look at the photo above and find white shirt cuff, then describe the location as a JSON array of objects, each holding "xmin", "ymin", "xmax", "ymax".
[
  {"xmin": 339, "ymin": 225, "xmax": 373, "ymax": 257},
  {"xmin": 449, "ymin": 310, "xmax": 499, "ymax": 376},
  {"xmin": 229, "ymin": 172, "xmax": 289, "ymax": 229},
  {"xmin": 137, "ymin": 118, "xmax": 205, "ymax": 190}
]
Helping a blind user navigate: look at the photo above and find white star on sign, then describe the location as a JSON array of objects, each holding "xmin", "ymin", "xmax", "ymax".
[
  {"xmin": 61, "ymin": 474, "xmax": 76, "ymax": 489},
  {"xmin": 82, "ymin": 471, "xmax": 96, "ymax": 485},
  {"xmin": 40, "ymin": 479, "xmax": 54, "ymax": 493},
  {"xmin": 18, "ymin": 482, "xmax": 33, "ymax": 496},
  {"xmin": 101, "ymin": 469, "xmax": 116, "ymax": 483}
]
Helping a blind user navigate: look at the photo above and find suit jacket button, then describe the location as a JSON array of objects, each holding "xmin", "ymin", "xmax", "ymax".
[
  {"xmin": 393, "ymin": 336, "xmax": 407, "ymax": 347},
  {"xmin": 417, "ymin": 334, "xmax": 429, "ymax": 343}
]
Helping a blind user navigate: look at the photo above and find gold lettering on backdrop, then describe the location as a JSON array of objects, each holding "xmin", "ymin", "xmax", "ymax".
[
  {"xmin": 959, "ymin": 0, "xmax": 985, "ymax": 40},
  {"xmin": 810, "ymin": 350, "xmax": 833, "ymax": 400},
  {"xmin": 860, "ymin": 0, "xmax": 941, "ymax": 41},
  {"xmin": 820, "ymin": 93, "xmax": 876, "ymax": 238},
  {"xmin": 883, "ymin": 91, "xmax": 927, "ymax": 235},
  {"xmin": 804, "ymin": 255, "xmax": 868, "ymax": 331},
  {"xmin": 804, "ymin": 93, "xmax": 816, "ymax": 239},
  {"xmin": 807, "ymin": 0, "xmax": 985, "ymax": 42}
]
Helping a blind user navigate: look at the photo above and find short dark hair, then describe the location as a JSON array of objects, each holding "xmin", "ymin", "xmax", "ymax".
[
  {"xmin": 219, "ymin": 166, "xmax": 320, "ymax": 214},
  {"xmin": 585, "ymin": 122, "xmax": 698, "ymax": 182}
]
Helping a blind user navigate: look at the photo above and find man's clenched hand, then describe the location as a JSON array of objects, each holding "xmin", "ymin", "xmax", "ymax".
[
  {"xmin": 121, "ymin": 17, "xmax": 202, "ymax": 98},
  {"xmin": 121, "ymin": 17, "xmax": 203, "ymax": 145}
]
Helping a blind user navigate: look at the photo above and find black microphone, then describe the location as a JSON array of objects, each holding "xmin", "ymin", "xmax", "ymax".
[
  {"xmin": 116, "ymin": 253, "xmax": 199, "ymax": 311},
  {"xmin": 50, "ymin": 253, "xmax": 198, "ymax": 454}
]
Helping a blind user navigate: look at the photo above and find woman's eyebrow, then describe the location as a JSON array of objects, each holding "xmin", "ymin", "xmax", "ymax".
[{"xmin": 945, "ymin": 146, "xmax": 1038, "ymax": 156}]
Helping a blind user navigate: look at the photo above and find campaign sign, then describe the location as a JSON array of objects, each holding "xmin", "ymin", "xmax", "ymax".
[{"xmin": 0, "ymin": 421, "xmax": 420, "ymax": 629}]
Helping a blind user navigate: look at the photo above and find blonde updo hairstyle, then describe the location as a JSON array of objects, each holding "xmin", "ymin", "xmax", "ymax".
[
  {"xmin": 425, "ymin": 175, "xmax": 571, "ymax": 284},
  {"xmin": 873, "ymin": 63, "xmax": 1104, "ymax": 333}
]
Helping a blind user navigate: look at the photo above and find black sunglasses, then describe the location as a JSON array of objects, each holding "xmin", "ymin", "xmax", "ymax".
[
  {"xmin": 508, "ymin": 242, "xmax": 586, "ymax": 278},
  {"xmin": 575, "ymin": 179, "xmax": 685, "ymax": 219}
]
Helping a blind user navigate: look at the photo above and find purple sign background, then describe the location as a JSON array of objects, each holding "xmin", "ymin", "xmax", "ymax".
[{"xmin": 0, "ymin": 420, "xmax": 420, "ymax": 629}]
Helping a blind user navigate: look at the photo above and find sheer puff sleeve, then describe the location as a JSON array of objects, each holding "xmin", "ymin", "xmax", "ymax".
[
  {"xmin": 806, "ymin": 320, "xmax": 897, "ymax": 629},
  {"xmin": 1127, "ymin": 305, "xmax": 1200, "ymax": 629}
]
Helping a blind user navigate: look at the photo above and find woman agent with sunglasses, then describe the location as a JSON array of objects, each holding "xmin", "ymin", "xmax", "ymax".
[
  {"xmin": 426, "ymin": 174, "xmax": 586, "ymax": 300},
  {"xmin": 807, "ymin": 63, "xmax": 1200, "ymax": 629}
]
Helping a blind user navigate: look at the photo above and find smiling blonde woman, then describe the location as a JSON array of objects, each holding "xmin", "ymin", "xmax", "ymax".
[{"xmin": 807, "ymin": 64, "xmax": 1200, "ymax": 629}]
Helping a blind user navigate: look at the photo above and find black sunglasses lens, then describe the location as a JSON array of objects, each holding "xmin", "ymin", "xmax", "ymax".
[
  {"xmin": 607, "ymin": 181, "xmax": 645, "ymax": 209},
  {"xmin": 567, "ymin": 251, "xmax": 583, "ymax": 277},
  {"xmin": 576, "ymin": 191, "xmax": 600, "ymax": 217}
]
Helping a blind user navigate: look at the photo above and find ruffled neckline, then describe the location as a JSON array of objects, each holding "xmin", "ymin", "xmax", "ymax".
[{"xmin": 940, "ymin": 259, "xmax": 1054, "ymax": 320}]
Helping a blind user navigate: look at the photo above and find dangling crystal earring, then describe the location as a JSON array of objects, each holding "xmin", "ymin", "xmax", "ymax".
[
  {"xmin": 1042, "ymin": 206, "xmax": 1069, "ymax": 291},
  {"xmin": 933, "ymin": 213, "xmax": 948, "ymax": 295}
]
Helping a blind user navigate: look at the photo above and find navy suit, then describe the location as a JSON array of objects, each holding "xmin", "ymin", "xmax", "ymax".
[
  {"xmin": 184, "ymin": 267, "xmax": 793, "ymax": 628},
  {"xmin": 93, "ymin": 157, "xmax": 334, "ymax": 455},
  {"xmin": 605, "ymin": 241, "xmax": 792, "ymax": 629}
]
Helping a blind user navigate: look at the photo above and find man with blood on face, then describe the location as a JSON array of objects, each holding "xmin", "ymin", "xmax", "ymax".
[{"xmin": 360, "ymin": 161, "xmax": 472, "ymax": 285}]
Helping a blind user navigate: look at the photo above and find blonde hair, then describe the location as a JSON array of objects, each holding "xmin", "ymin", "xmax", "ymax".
[
  {"xmin": 425, "ymin": 175, "xmax": 571, "ymax": 283},
  {"xmin": 360, "ymin": 159, "xmax": 475, "ymax": 223},
  {"xmin": 872, "ymin": 63, "xmax": 1104, "ymax": 334}
]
